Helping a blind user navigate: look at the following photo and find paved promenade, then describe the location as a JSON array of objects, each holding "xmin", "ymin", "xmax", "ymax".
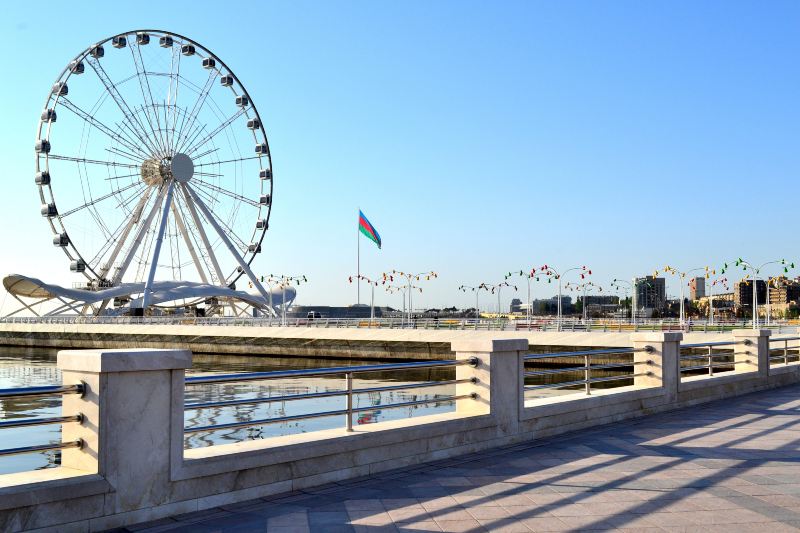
[{"xmin": 123, "ymin": 384, "xmax": 800, "ymax": 532}]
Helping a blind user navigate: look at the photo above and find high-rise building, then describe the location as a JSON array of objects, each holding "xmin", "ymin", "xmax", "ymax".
[
  {"xmin": 734, "ymin": 279, "xmax": 767, "ymax": 309},
  {"xmin": 769, "ymin": 279, "xmax": 800, "ymax": 305},
  {"xmin": 635, "ymin": 276, "xmax": 666, "ymax": 311},
  {"xmin": 690, "ymin": 277, "xmax": 705, "ymax": 300}
]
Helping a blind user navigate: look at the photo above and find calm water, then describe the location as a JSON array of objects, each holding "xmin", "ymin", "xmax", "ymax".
[{"xmin": 0, "ymin": 347, "xmax": 456, "ymax": 475}]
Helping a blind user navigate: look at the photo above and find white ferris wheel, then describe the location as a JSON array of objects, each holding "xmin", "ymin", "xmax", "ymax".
[{"xmin": 4, "ymin": 30, "xmax": 293, "ymax": 318}]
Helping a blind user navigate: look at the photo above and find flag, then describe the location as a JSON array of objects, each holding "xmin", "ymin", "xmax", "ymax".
[{"xmin": 358, "ymin": 210, "xmax": 381, "ymax": 249}]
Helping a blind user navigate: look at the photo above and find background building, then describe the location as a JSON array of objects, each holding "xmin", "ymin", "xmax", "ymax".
[
  {"xmin": 635, "ymin": 276, "xmax": 666, "ymax": 313},
  {"xmin": 734, "ymin": 280, "xmax": 767, "ymax": 310},
  {"xmin": 690, "ymin": 277, "xmax": 706, "ymax": 300}
]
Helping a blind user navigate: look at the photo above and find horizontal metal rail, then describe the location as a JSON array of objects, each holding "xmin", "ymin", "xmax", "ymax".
[
  {"xmin": 185, "ymin": 358, "xmax": 477, "ymax": 386},
  {"xmin": 524, "ymin": 372, "xmax": 650, "ymax": 391},
  {"xmin": 679, "ymin": 353, "xmax": 734, "ymax": 362},
  {"xmin": 0, "ymin": 383, "xmax": 84, "ymax": 399},
  {"xmin": 680, "ymin": 360, "xmax": 749, "ymax": 372},
  {"xmin": 523, "ymin": 347, "xmax": 649, "ymax": 361},
  {"xmin": 185, "ymin": 378, "xmax": 475, "ymax": 410},
  {"xmin": 523, "ymin": 360, "xmax": 648, "ymax": 378},
  {"xmin": 770, "ymin": 336, "xmax": 800, "ymax": 343},
  {"xmin": 680, "ymin": 341, "xmax": 739, "ymax": 349},
  {"xmin": 0, "ymin": 439, "xmax": 83, "ymax": 457},
  {"xmin": 0, "ymin": 414, "xmax": 82, "ymax": 430},
  {"xmin": 185, "ymin": 393, "xmax": 475, "ymax": 434}
]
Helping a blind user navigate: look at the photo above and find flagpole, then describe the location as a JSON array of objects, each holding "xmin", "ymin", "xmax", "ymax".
[{"xmin": 357, "ymin": 210, "xmax": 361, "ymax": 305}]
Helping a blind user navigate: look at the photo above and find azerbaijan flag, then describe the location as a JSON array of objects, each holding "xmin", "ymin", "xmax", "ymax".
[{"xmin": 358, "ymin": 210, "xmax": 381, "ymax": 249}]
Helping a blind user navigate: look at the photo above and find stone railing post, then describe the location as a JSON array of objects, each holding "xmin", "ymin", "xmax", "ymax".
[
  {"xmin": 732, "ymin": 329, "xmax": 771, "ymax": 376},
  {"xmin": 451, "ymin": 338, "xmax": 528, "ymax": 436},
  {"xmin": 58, "ymin": 349, "xmax": 192, "ymax": 514},
  {"xmin": 631, "ymin": 332, "xmax": 682, "ymax": 402}
]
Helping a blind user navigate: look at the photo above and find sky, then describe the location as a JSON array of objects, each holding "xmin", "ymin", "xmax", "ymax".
[{"xmin": 1, "ymin": 1, "xmax": 799, "ymax": 315}]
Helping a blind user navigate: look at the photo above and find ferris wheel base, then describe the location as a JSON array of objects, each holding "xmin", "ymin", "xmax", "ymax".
[{"xmin": 2, "ymin": 274, "xmax": 296, "ymax": 318}]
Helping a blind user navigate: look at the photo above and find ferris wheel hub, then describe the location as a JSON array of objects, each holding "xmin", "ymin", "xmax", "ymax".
[
  {"xmin": 170, "ymin": 152, "xmax": 194, "ymax": 183},
  {"xmin": 140, "ymin": 153, "xmax": 194, "ymax": 185}
]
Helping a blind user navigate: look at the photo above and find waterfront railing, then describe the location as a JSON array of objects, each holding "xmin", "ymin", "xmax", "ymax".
[{"xmin": 768, "ymin": 336, "xmax": 800, "ymax": 367}]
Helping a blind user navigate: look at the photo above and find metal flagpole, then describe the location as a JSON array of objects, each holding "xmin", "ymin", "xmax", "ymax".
[{"xmin": 357, "ymin": 210, "xmax": 360, "ymax": 306}]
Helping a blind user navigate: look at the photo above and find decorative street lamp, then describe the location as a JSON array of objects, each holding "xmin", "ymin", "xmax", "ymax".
[
  {"xmin": 565, "ymin": 281, "xmax": 603, "ymax": 323},
  {"xmin": 458, "ymin": 285, "xmax": 483, "ymax": 319},
  {"xmin": 653, "ymin": 265, "xmax": 709, "ymax": 326},
  {"xmin": 267, "ymin": 274, "xmax": 308, "ymax": 325},
  {"xmin": 505, "ymin": 269, "xmax": 542, "ymax": 325},
  {"xmin": 388, "ymin": 270, "xmax": 438, "ymax": 323},
  {"xmin": 478, "ymin": 281, "xmax": 517, "ymax": 321},
  {"xmin": 538, "ymin": 265, "xmax": 591, "ymax": 330},
  {"xmin": 708, "ymin": 275, "xmax": 729, "ymax": 325},
  {"xmin": 611, "ymin": 278, "xmax": 635, "ymax": 324},
  {"xmin": 386, "ymin": 283, "xmax": 421, "ymax": 326},
  {"xmin": 348, "ymin": 273, "xmax": 387, "ymax": 321},
  {"xmin": 722, "ymin": 259, "xmax": 793, "ymax": 329}
]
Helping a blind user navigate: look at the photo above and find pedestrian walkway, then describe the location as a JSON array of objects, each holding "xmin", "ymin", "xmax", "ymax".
[{"xmin": 123, "ymin": 384, "xmax": 800, "ymax": 532}]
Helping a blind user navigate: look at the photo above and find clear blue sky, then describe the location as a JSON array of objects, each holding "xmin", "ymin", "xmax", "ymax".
[{"xmin": 1, "ymin": 1, "xmax": 798, "ymax": 314}]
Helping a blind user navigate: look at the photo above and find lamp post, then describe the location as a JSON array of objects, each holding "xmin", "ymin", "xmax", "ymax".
[
  {"xmin": 565, "ymin": 281, "xmax": 602, "ymax": 323},
  {"xmin": 349, "ymin": 274, "xmax": 387, "ymax": 321},
  {"xmin": 654, "ymin": 265, "xmax": 709, "ymax": 326},
  {"xmin": 722, "ymin": 259, "xmax": 793, "ymax": 329},
  {"xmin": 269, "ymin": 274, "xmax": 307, "ymax": 326},
  {"xmin": 386, "ymin": 283, "xmax": 420, "ymax": 326},
  {"xmin": 478, "ymin": 281, "xmax": 517, "ymax": 323},
  {"xmin": 458, "ymin": 285, "xmax": 483, "ymax": 319},
  {"xmin": 388, "ymin": 271, "xmax": 437, "ymax": 324},
  {"xmin": 611, "ymin": 279, "xmax": 633, "ymax": 322},
  {"xmin": 707, "ymin": 276, "xmax": 728, "ymax": 325},
  {"xmin": 505, "ymin": 269, "xmax": 541, "ymax": 325},
  {"xmin": 538, "ymin": 265, "xmax": 591, "ymax": 330}
]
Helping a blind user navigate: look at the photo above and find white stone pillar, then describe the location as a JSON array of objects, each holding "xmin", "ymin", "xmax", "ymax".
[
  {"xmin": 451, "ymin": 338, "xmax": 528, "ymax": 436},
  {"xmin": 732, "ymin": 329, "xmax": 771, "ymax": 376},
  {"xmin": 631, "ymin": 332, "xmax": 682, "ymax": 402},
  {"xmin": 58, "ymin": 348, "xmax": 192, "ymax": 513}
]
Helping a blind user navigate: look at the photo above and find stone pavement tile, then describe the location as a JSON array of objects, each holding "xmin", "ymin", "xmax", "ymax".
[
  {"xmin": 387, "ymin": 507, "xmax": 432, "ymax": 523},
  {"xmin": 518, "ymin": 516, "xmax": 570, "ymax": 532},
  {"xmin": 396, "ymin": 521, "xmax": 443, "ymax": 532},
  {"xmin": 126, "ymin": 517, "xmax": 179, "ymax": 530},
  {"xmin": 756, "ymin": 493, "xmax": 800, "ymax": 507},
  {"xmin": 644, "ymin": 511, "xmax": 703, "ymax": 527},
  {"xmin": 419, "ymin": 496, "xmax": 461, "ymax": 511},
  {"xmin": 465, "ymin": 505, "xmax": 512, "ymax": 520},
  {"xmin": 489, "ymin": 494, "xmax": 536, "ymax": 507},
  {"xmin": 267, "ymin": 511, "xmax": 310, "ymax": 528},
  {"xmin": 433, "ymin": 519, "xmax": 486, "ymax": 532},
  {"xmin": 307, "ymin": 511, "xmax": 350, "ymax": 525},
  {"xmin": 348, "ymin": 510, "xmax": 395, "ymax": 526},
  {"xmin": 475, "ymin": 518, "xmax": 532, "ymax": 532},
  {"xmin": 382, "ymin": 499, "xmax": 426, "ymax": 510},
  {"xmin": 345, "ymin": 499, "xmax": 387, "ymax": 511},
  {"xmin": 429, "ymin": 508, "xmax": 476, "ymax": 522},
  {"xmin": 309, "ymin": 525, "xmax": 354, "ymax": 533},
  {"xmin": 353, "ymin": 525, "xmax": 399, "ymax": 533}
]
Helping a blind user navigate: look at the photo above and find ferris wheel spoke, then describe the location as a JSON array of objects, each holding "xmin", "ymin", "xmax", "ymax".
[
  {"xmin": 60, "ymin": 181, "xmax": 142, "ymax": 218},
  {"xmin": 192, "ymin": 147, "xmax": 219, "ymax": 161},
  {"xmin": 185, "ymin": 107, "xmax": 248, "ymax": 155},
  {"xmin": 183, "ymin": 183, "xmax": 271, "ymax": 301},
  {"xmin": 166, "ymin": 43, "xmax": 183, "ymax": 152},
  {"xmin": 58, "ymin": 97, "xmax": 150, "ymax": 159},
  {"xmin": 85, "ymin": 56, "xmax": 163, "ymax": 158},
  {"xmin": 193, "ymin": 179, "xmax": 261, "ymax": 207},
  {"xmin": 106, "ymin": 145, "xmax": 147, "ymax": 164},
  {"xmin": 104, "ymin": 172, "xmax": 143, "ymax": 181},
  {"xmin": 195, "ymin": 155, "xmax": 261, "ymax": 167},
  {"xmin": 47, "ymin": 154, "xmax": 140, "ymax": 169},
  {"xmin": 174, "ymin": 69, "xmax": 218, "ymax": 154},
  {"xmin": 129, "ymin": 41, "xmax": 169, "ymax": 157}
]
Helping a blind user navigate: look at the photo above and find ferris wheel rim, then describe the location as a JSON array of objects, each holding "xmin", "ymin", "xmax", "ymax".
[{"xmin": 34, "ymin": 29, "xmax": 273, "ymax": 293}]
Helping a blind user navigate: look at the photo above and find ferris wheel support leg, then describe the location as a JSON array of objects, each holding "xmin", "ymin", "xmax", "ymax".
[
  {"xmin": 183, "ymin": 183, "xmax": 273, "ymax": 306},
  {"xmin": 112, "ymin": 185, "xmax": 170, "ymax": 286},
  {"xmin": 171, "ymin": 201, "xmax": 209, "ymax": 284},
  {"xmin": 141, "ymin": 182, "xmax": 176, "ymax": 310}
]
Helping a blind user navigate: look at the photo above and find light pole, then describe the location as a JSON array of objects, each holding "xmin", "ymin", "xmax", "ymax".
[
  {"xmin": 654, "ymin": 265, "xmax": 709, "ymax": 326},
  {"xmin": 505, "ymin": 269, "xmax": 541, "ymax": 325},
  {"xmin": 538, "ymin": 265, "xmax": 591, "ymax": 330},
  {"xmin": 478, "ymin": 281, "xmax": 517, "ymax": 322},
  {"xmin": 269, "ymin": 274, "xmax": 307, "ymax": 326},
  {"xmin": 566, "ymin": 281, "xmax": 602, "ymax": 322},
  {"xmin": 611, "ymin": 279, "xmax": 633, "ymax": 322},
  {"xmin": 722, "ymin": 259, "xmax": 793, "ymax": 329},
  {"xmin": 389, "ymin": 271, "xmax": 438, "ymax": 323},
  {"xmin": 386, "ymin": 283, "xmax": 420, "ymax": 326},
  {"xmin": 458, "ymin": 285, "xmax": 482, "ymax": 319},
  {"xmin": 349, "ymin": 274, "xmax": 386, "ymax": 321},
  {"xmin": 708, "ymin": 276, "xmax": 728, "ymax": 325}
]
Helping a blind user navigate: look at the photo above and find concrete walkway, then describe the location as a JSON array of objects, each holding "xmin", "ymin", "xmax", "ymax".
[{"xmin": 121, "ymin": 384, "xmax": 800, "ymax": 532}]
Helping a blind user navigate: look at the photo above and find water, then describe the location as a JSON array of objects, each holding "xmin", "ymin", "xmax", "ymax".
[{"xmin": 0, "ymin": 347, "xmax": 456, "ymax": 475}]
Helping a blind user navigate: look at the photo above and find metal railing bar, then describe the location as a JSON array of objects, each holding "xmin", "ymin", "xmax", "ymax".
[
  {"xmin": 680, "ymin": 341, "xmax": 739, "ymax": 348},
  {"xmin": 585, "ymin": 373, "xmax": 650, "ymax": 384},
  {"xmin": 0, "ymin": 414, "xmax": 82, "ymax": 430},
  {"xmin": 589, "ymin": 361, "xmax": 649, "ymax": 371},
  {"xmin": 680, "ymin": 361, "xmax": 748, "ymax": 372},
  {"xmin": 524, "ymin": 366, "xmax": 589, "ymax": 377},
  {"xmin": 524, "ymin": 347, "xmax": 645, "ymax": 361},
  {"xmin": 185, "ymin": 393, "xmax": 474, "ymax": 433},
  {"xmin": 0, "ymin": 384, "xmax": 84, "ymax": 399},
  {"xmin": 770, "ymin": 337, "xmax": 800, "ymax": 343},
  {"xmin": 524, "ymin": 373, "xmax": 649, "ymax": 391},
  {"xmin": 185, "ymin": 358, "xmax": 477, "ymax": 385},
  {"xmin": 185, "ymin": 379, "xmax": 475, "ymax": 410},
  {"xmin": 679, "ymin": 353, "xmax": 734, "ymax": 362},
  {"xmin": 0, "ymin": 439, "xmax": 82, "ymax": 457}
]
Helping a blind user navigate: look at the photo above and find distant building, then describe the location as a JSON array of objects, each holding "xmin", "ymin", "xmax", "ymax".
[
  {"xmin": 769, "ymin": 278, "xmax": 800, "ymax": 305},
  {"xmin": 584, "ymin": 295, "xmax": 619, "ymax": 306},
  {"xmin": 290, "ymin": 305, "xmax": 392, "ymax": 319},
  {"xmin": 734, "ymin": 280, "xmax": 767, "ymax": 309},
  {"xmin": 690, "ymin": 277, "xmax": 706, "ymax": 300},
  {"xmin": 509, "ymin": 298, "xmax": 523, "ymax": 313},
  {"xmin": 635, "ymin": 276, "xmax": 666, "ymax": 312}
]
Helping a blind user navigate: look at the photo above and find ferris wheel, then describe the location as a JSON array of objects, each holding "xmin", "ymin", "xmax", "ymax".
[{"xmin": 28, "ymin": 29, "xmax": 277, "ymax": 316}]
